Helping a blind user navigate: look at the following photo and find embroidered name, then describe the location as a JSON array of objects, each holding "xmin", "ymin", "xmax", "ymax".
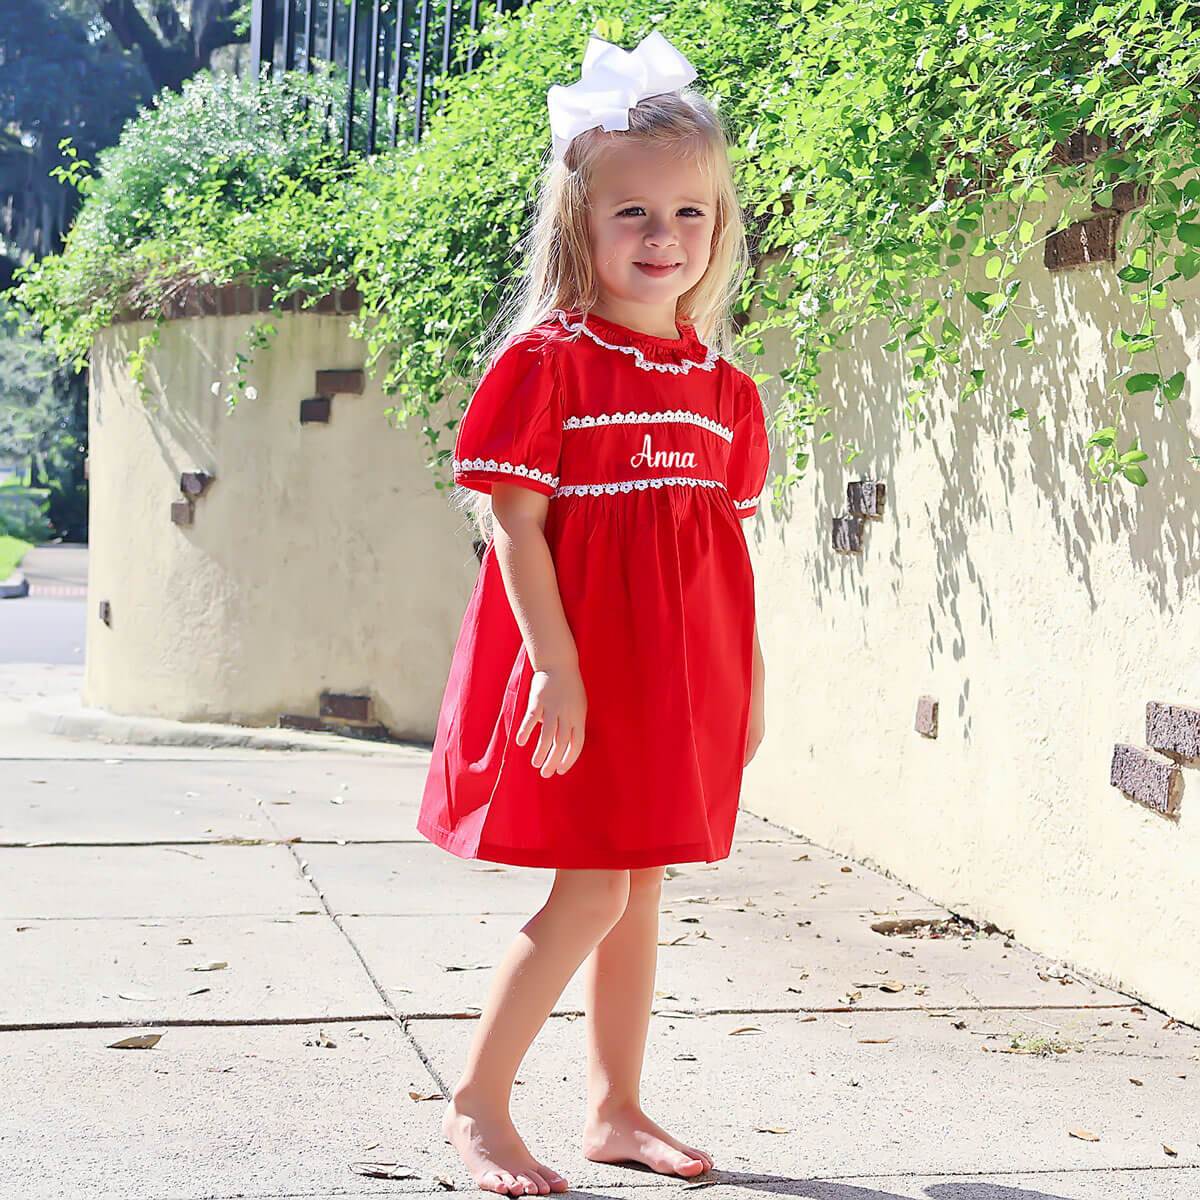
[{"xmin": 629, "ymin": 433, "xmax": 697, "ymax": 470}]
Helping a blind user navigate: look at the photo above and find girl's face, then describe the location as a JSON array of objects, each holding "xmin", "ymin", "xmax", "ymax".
[{"xmin": 586, "ymin": 140, "xmax": 717, "ymax": 326}]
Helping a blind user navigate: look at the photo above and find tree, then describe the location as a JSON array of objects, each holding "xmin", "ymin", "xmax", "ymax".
[{"xmin": 97, "ymin": 1, "xmax": 249, "ymax": 93}]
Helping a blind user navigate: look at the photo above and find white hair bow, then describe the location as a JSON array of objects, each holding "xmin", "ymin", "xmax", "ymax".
[{"xmin": 546, "ymin": 30, "xmax": 698, "ymax": 164}]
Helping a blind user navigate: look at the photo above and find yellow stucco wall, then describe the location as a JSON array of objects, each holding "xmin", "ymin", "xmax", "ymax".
[
  {"xmin": 87, "ymin": 185, "xmax": 1199, "ymax": 1022},
  {"xmin": 86, "ymin": 311, "xmax": 480, "ymax": 742},
  {"xmin": 741, "ymin": 189, "xmax": 1200, "ymax": 1024}
]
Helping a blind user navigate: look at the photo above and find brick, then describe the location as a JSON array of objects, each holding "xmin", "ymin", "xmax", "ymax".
[
  {"xmin": 1110, "ymin": 744, "xmax": 1182, "ymax": 816},
  {"xmin": 197, "ymin": 283, "xmax": 221, "ymax": 316},
  {"xmin": 915, "ymin": 695, "xmax": 938, "ymax": 738},
  {"xmin": 278, "ymin": 713, "xmax": 326, "ymax": 731},
  {"xmin": 300, "ymin": 396, "xmax": 331, "ymax": 424},
  {"xmin": 170, "ymin": 499, "xmax": 193, "ymax": 526},
  {"xmin": 233, "ymin": 284, "xmax": 257, "ymax": 314},
  {"xmin": 315, "ymin": 368, "xmax": 364, "ymax": 395},
  {"xmin": 847, "ymin": 480, "xmax": 886, "ymax": 518},
  {"xmin": 1146, "ymin": 701, "xmax": 1200, "ymax": 761},
  {"xmin": 336, "ymin": 285, "xmax": 362, "ymax": 313},
  {"xmin": 831, "ymin": 514, "xmax": 863, "ymax": 552},
  {"xmin": 319, "ymin": 691, "xmax": 372, "ymax": 722},
  {"xmin": 1099, "ymin": 181, "xmax": 1150, "ymax": 213},
  {"xmin": 179, "ymin": 471, "xmax": 213, "ymax": 497},
  {"xmin": 312, "ymin": 291, "xmax": 338, "ymax": 314},
  {"xmin": 1044, "ymin": 214, "xmax": 1119, "ymax": 270}
]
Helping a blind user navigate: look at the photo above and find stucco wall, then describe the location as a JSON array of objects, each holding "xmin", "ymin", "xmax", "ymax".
[
  {"xmin": 86, "ymin": 310, "xmax": 480, "ymax": 742},
  {"xmin": 87, "ymin": 180, "xmax": 1199, "ymax": 1022},
  {"xmin": 741, "ymin": 185, "xmax": 1200, "ymax": 1024}
]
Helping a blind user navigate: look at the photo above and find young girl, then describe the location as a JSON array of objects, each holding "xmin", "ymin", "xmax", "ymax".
[{"xmin": 416, "ymin": 28, "xmax": 771, "ymax": 1197}]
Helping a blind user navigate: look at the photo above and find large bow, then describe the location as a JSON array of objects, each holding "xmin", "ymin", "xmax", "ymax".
[{"xmin": 547, "ymin": 30, "xmax": 698, "ymax": 164}]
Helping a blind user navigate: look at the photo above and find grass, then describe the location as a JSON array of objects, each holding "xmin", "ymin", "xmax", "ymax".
[{"xmin": 0, "ymin": 534, "xmax": 33, "ymax": 581}]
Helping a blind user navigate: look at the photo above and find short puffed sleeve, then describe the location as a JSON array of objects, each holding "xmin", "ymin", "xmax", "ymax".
[
  {"xmin": 726, "ymin": 370, "xmax": 770, "ymax": 518},
  {"xmin": 452, "ymin": 335, "xmax": 563, "ymax": 498}
]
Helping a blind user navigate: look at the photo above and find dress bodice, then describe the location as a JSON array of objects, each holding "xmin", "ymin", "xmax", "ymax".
[{"xmin": 451, "ymin": 307, "xmax": 770, "ymax": 518}]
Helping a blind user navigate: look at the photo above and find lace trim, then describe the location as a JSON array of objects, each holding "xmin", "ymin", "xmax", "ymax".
[
  {"xmin": 562, "ymin": 410, "xmax": 733, "ymax": 442},
  {"xmin": 454, "ymin": 457, "xmax": 560, "ymax": 488},
  {"xmin": 733, "ymin": 495, "xmax": 760, "ymax": 511},
  {"xmin": 552, "ymin": 476, "xmax": 725, "ymax": 498},
  {"xmin": 550, "ymin": 310, "xmax": 719, "ymax": 375}
]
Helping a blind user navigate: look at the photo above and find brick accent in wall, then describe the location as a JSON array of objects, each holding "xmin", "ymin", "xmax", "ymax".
[
  {"xmin": 1110, "ymin": 743, "xmax": 1183, "ymax": 817},
  {"xmin": 314, "ymin": 368, "xmax": 365, "ymax": 396},
  {"xmin": 1146, "ymin": 701, "xmax": 1200, "ymax": 761}
]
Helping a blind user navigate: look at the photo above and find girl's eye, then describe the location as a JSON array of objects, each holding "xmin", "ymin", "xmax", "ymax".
[{"xmin": 617, "ymin": 206, "xmax": 704, "ymax": 217}]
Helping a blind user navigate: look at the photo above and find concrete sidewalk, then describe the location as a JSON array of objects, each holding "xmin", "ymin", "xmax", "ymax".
[{"xmin": 1, "ymin": 664, "xmax": 1197, "ymax": 1199}]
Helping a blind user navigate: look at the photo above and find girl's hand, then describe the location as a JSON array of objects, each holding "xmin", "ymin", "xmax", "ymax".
[{"xmin": 516, "ymin": 665, "xmax": 587, "ymax": 777}]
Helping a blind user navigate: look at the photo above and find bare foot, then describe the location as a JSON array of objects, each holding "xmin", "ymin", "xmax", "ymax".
[
  {"xmin": 582, "ymin": 1104, "xmax": 714, "ymax": 1177},
  {"xmin": 442, "ymin": 1095, "xmax": 569, "ymax": 1195}
]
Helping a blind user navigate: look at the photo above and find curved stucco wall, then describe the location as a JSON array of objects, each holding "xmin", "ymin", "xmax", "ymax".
[
  {"xmin": 86, "ymin": 310, "xmax": 480, "ymax": 742},
  {"xmin": 741, "ymin": 178, "xmax": 1200, "ymax": 1024}
]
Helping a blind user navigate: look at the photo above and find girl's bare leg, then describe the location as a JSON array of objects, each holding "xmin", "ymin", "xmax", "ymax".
[
  {"xmin": 580, "ymin": 865, "xmax": 715, "ymax": 1177},
  {"xmin": 443, "ymin": 868, "xmax": 631, "ymax": 1196}
]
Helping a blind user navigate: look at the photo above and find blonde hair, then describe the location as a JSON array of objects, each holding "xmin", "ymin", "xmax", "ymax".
[{"xmin": 452, "ymin": 86, "xmax": 758, "ymax": 544}]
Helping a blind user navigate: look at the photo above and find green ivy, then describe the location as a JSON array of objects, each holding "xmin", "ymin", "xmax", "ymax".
[
  {"xmin": 13, "ymin": 0, "xmax": 1200, "ymax": 497},
  {"xmin": 736, "ymin": 0, "xmax": 1200, "ymax": 491}
]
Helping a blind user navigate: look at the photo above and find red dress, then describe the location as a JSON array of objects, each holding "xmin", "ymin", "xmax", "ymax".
[{"xmin": 416, "ymin": 307, "xmax": 770, "ymax": 869}]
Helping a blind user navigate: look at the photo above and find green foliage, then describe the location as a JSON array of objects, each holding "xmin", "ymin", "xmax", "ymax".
[
  {"xmin": 15, "ymin": 65, "xmax": 362, "ymax": 370},
  {"xmin": 0, "ymin": 531, "xmax": 38, "ymax": 578},
  {"xmin": 14, "ymin": 0, "xmax": 1200, "ymax": 495},
  {"xmin": 735, "ymin": 0, "xmax": 1200, "ymax": 489}
]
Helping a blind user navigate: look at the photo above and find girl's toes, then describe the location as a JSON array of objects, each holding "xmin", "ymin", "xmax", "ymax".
[
  {"xmin": 674, "ymin": 1152, "xmax": 706, "ymax": 1176},
  {"xmin": 516, "ymin": 1170, "xmax": 547, "ymax": 1195},
  {"xmin": 534, "ymin": 1162, "xmax": 568, "ymax": 1191}
]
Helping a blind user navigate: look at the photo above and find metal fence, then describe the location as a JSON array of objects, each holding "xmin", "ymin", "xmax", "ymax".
[{"xmin": 249, "ymin": 0, "xmax": 526, "ymax": 156}]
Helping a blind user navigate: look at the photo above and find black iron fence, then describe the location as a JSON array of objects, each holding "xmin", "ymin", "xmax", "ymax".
[{"xmin": 249, "ymin": 0, "xmax": 526, "ymax": 156}]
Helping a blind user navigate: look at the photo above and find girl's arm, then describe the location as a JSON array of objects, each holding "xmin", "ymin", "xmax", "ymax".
[
  {"xmin": 746, "ymin": 613, "xmax": 765, "ymax": 766},
  {"xmin": 490, "ymin": 482, "xmax": 587, "ymax": 776},
  {"xmin": 741, "ymin": 519, "xmax": 765, "ymax": 766}
]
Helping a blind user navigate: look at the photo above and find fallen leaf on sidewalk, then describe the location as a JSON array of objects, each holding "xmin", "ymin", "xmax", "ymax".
[
  {"xmin": 303, "ymin": 1029, "xmax": 337, "ymax": 1048},
  {"xmin": 440, "ymin": 963, "xmax": 491, "ymax": 972},
  {"xmin": 674, "ymin": 1053, "xmax": 697, "ymax": 1061},
  {"xmin": 729, "ymin": 1026, "xmax": 762, "ymax": 1035},
  {"xmin": 755, "ymin": 1126, "xmax": 792, "ymax": 1134},
  {"xmin": 349, "ymin": 1162, "xmax": 419, "ymax": 1179},
  {"xmin": 187, "ymin": 987, "xmax": 210, "ymax": 996},
  {"xmin": 1068, "ymin": 1129, "xmax": 1099, "ymax": 1141},
  {"xmin": 471, "ymin": 866, "xmax": 507, "ymax": 872},
  {"xmin": 434, "ymin": 1174, "xmax": 456, "ymax": 1188},
  {"xmin": 1164, "ymin": 1144, "xmax": 1177, "ymax": 1156},
  {"xmin": 408, "ymin": 1091, "xmax": 441, "ymax": 1101},
  {"xmin": 107, "ymin": 1032, "xmax": 162, "ymax": 1049},
  {"xmin": 858, "ymin": 1038, "xmax": 893, "ymax": 1044},
  {"xmin": 189, "ymin": 961, "xmax": 228, "ymax": 972},
  {"xmin": 118, "ymin": 991, "xmax": 158, "ymax": 1002}
]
